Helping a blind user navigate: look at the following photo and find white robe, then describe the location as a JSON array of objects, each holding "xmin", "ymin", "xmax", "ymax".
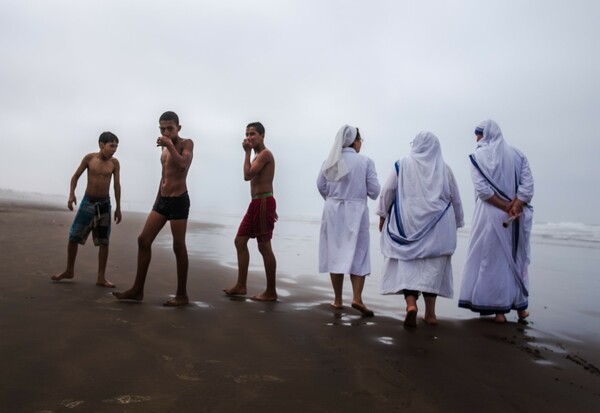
[
  {"xmin": 318, "ymin": 148, "xmax": 380, "ymax": 276},
  {"xmin": 459, "ymin": 120, "xmax": 534, "ymax": 314},
  {"xmin": 376, "ymin": 134, "xmax": 464, "ymax": 298}
]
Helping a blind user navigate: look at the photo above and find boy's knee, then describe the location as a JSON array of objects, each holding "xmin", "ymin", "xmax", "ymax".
[
  {"xmin": 138, "ymin": 235, "xmax": 152, "ymax": 250},
  {"xmin": 257, "ymin": 241, "xmax": 272, "ymax": 255},
  {"xmin": 172, "ymin": 240, "xmax": 187, "ymax": 254},
  {"xmin": 234, "ymin": 237, "xmax": 247, "ymax": 250}
]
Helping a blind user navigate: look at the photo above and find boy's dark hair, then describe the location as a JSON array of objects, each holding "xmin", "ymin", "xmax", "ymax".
[
  {"xmin": 247, "ymin": 122, "xmax": 265, "ymax": 136},
  {"xmin": 160, "ymin": 111, "xmax": 180, "ymax": 125},
  {"xmin": 99, "ymin": 131, "xmax": 119, "ymax": 144}
]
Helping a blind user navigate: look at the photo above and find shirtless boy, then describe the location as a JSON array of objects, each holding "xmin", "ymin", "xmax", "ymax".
[
  {"xmin": 113, "ymin": 111, "xmax": 194, "ymax": 306},
  {"xmin": 51, "ymin": 131, "xmax": 122, "ymax": 287},
  {"xmin": 223, "ymin": 122, "xmax": 278, "ymax": 301}
]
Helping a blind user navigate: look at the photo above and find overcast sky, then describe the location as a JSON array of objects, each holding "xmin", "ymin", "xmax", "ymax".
[{"xmin": 1, "ymin": 0, "xmax": 599, "ymax": 224}]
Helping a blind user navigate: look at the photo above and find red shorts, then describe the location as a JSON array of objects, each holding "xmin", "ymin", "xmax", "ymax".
[{"xmin": 236, "ymin": 196, "xmax": 277, "ymax": 242}]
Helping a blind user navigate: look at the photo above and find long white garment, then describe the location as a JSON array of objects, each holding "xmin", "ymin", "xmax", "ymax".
[
  {"xmin": 459, "ymin": 119, "xmax": 534, "ymax": 314},
  {"xmin": 318, "ymin": 148, "xmax": 380, "ymax": 276},
  {"xmin": 376, "ymin": 132, "xmax": 464, "ymax": 296}
]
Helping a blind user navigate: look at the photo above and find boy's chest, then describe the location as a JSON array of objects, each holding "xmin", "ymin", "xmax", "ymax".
[{"xmin": 89, "ymin": 158, "xmax": 114, "ymax": 177}]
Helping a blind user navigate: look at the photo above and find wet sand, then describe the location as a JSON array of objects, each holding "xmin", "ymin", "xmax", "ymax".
[{"xmin": 1, "ymin": 200, "xmax": 599, "ymax": 413}]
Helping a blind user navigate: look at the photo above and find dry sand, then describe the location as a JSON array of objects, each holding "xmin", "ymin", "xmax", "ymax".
[{"xmin": 1, "ymin": 201, "xmax": 599, "ymax": 412}]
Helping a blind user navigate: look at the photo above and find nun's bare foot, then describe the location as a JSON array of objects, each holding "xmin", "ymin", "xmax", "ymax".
[
  {"xmin": 494, "ymin": 314, "xmax": 507, "ymax": 324},
  {"xmin": 404, "ymin": 306, "xmax": 418, "ymax": 327},
  {"xmin": 352, "ymin": 302, "xmax": 374, "ymax": 317},
  {"xmin": 423, "ymin": 315, "xmax": 438, "ymax": 325}
]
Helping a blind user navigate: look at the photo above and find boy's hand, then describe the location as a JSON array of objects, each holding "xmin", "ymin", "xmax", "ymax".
[
  {"xmin": 114, "ymin": 209, "xmax": 122, "ymax": 224},
  {"xmin": 67, "ymin": 195, "xmax": 77, "ymax": 211},
  {"xmin": 156, "ymin": 136, "xmax": 173, "ymax": 147},
  {"xmin": 242, "ymin": 138, "xmax": 252, "ymax": 152}
]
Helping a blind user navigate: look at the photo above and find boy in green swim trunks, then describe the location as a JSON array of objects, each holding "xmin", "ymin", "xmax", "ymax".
[{"xmin": 51, "ymin": 132, "xmax": 122, "ymax": 287}]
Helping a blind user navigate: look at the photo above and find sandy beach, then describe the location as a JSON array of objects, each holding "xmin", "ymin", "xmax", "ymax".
[{"xmin": 1, "ymin": 199, "xmax": 599, "ymax": 413}]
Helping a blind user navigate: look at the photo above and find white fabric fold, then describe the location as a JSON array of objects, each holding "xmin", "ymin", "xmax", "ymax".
[
  {"xmin": 395, "ymin": 131, "xmax": 450, "ymax": 237},
  {"xmin": 472, "ymin": 119, "xmax": 517, "ymax": 201},
  {"xmin": 320, "ymin": 125, "xmax": 357, "ymax": 181},
  {"xmin": 377, "ymin": 131, "xmax": 462, "ymax": 260}
]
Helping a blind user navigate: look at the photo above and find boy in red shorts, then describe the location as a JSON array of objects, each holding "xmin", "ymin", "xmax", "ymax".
[{"xmin": 223, "ymin": 122, "xmax": 278, "ymax": 301}]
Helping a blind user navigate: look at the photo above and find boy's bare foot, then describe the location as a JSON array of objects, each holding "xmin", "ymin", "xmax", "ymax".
[
  {"xmin": 330, "ymin": 302, "xmax": 344, "ymax": 309},
  {"xmin": 51, "ymin": 271, "xmax": 74, "ymax": 282},
  {"xmin": 517, "ymin": 310, "xmax": 529, "ymax": 320},
  {"xmin": 222, "ymin": 286, "xmax": 247, "ymax": 296},
  {"xmin": 423, "ymin": 315, "xmax": 438, "ymax": 325},
  {"xmin": 112, "ymin": 289, "xmax": 143, "ymax": 301},
  {"xmin": 351, "ymin": 302, "xmax": 374, "ymax": 317},
  {"xmin": 163, "ymin": 296, "xmax": 189, "ymax": 307},
  {"xmin": 494, "ymin": 314, "xmax": 507, "ymax": 324},
  {"xmin": 250, "ymin": 292, "xmax": 278, "ymax": 302},
  {"xmin": 96, "ymin": 279, "xmax": 116, "ymax": 288},
  {"xmin": 404, "ymin": 306, "xmax": 418, "ymax": 327}
]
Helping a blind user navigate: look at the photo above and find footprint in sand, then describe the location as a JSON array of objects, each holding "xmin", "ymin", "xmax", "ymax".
[
  {"xmin": 233, "ymin": 374, "xmax": 284, "ymax": 384},
  {"xmin": 102, "ymin": 395, "xmax": 152, "ymax": 404},
  {"xmin": 60, "ymin": 399, "xmax": 84, "ymax": 409},
  {"xmin": 177, "ymin": 374, "xmax": 201, "ymax": 381}
]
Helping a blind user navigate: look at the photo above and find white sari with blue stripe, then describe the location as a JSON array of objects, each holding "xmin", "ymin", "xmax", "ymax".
[
  {"xmin": 377, "ymin": 132, "xmax": 464, "ymax": 297},
  {"xmin": 458, "ymin": 120, "xmax": 534, "ymax": 315}
]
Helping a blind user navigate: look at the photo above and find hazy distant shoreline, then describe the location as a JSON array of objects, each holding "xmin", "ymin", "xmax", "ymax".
[{"xmin": 3, "ymin": 188, "xmax": 599, "ymax": 246}]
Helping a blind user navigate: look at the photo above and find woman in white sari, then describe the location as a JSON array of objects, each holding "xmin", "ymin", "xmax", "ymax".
[
  {"xmin": 377, "ymin": 131, "xmax": 463, "ymax": 327},
  {"xmin": 458, "ymin": 119, "xmax": 534, "ymax": 324}
]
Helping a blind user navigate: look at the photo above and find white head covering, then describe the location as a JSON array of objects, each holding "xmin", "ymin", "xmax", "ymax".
[
  {"xmin": 473, "ymin": 119, "xmax": 517, "ymax": 199},
  {"xmin": 320, "ymin": 124, "xmax": 357, "ymax": 181},
  {"xmin": 396, "ymin": 131, "xmax": 450, "ymax": 234}
]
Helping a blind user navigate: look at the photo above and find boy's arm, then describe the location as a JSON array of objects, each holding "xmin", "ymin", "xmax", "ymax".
[
  {"xmin": 244, "ymin": 150, "xmax": 271, "ymax": 181},
  {"xmin": 68, "ymin": 154, "xmax": 91, "ymax": 210},
  {"xmin": 112, "ymin": 158, "xmax": 122, "ymax": 223},
  {"xmin": 160, "ymin": 138, "xmax": 194, "ymax": 171}
]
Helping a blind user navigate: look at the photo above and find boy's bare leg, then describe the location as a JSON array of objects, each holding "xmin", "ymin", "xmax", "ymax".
[
  {"xmin": 51, "ymin": 241, "xmax": 78, "ymax": 281},
  {"xmin": 404, "ymin": 295, "xmax": 418, "ymax": 327},
  {"xmin": 329, "ymin": 273, "xmax": 344, "ymax": 309},
  {"xmin": 113, "ymin": 211, "xmax": 166, "ymax": 301},
  {"xmin": 423, "ymin": 295, "xmax": 438, "ymax": 325},
  {"xmin": 223, "ymin": 236, "xmax": 250, "ymax": 296},
  {"xmin": 164, "ymin": 219, "xmax": 189, "ymax": 306},
  {"xmin": 96, "ymin": 244, "xmax": 115, "ymax": 287},
  {"xmin": 251, "ymin": 240, "xmax": 278, "ymax": 301},
  {"xmin": 350, "ymin": 275, "xmax": 374, "ymax": 316}
]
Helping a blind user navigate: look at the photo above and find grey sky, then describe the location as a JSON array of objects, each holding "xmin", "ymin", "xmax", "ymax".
[{"xmin": 1, "ymin": 0, "xmax": 599, "ymax": 224}]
